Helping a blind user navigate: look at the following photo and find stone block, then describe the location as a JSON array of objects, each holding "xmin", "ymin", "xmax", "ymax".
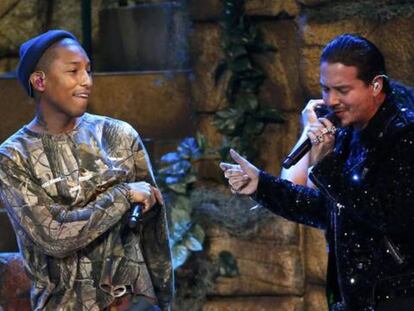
[
  {"xmin": 245, "ymin": 0, "xmax": 299, "ymax": 17},
  {"xmin": 97, "ymin": 3, "xmax": 189, "ymax": 71},
  {"xmin": 48, "ymin": 0, "xmax": 82, "ymax": 40},
  {"xmin": 304, "ymin": 285, "xmax": 328, "ymax": 311},
  {"xmin": 0, "ymin": 78, "xmax": 34, "ymax": 144},
  {"xmin": 208, "ymin": 237, "xmax": 305, "ymax": 295},
  {"xmin": 0, "ymin": 57, "xmax": 18, "ymax": 75},
  {"xmin": 189, "ymin": 0, "xmax": 299, "ymax": 21},
  {"xmin": 305, "ymin": 227, "xmax": 327, "ymax": 285},
  {"xmin": 256, "ymin": 20, "xmax": 305, "ymax": 112},
  {"xmin": 206, "ymin": 215, "xmax": 300, "ymax": 247},
  {"xmin": 0, "ymin": 253, "xmax": 31, "ymax": 311},
  {"xmin": 197, "ymin": 114, "xmax": 223, "ymax": 149},
  {"xmin": 88, "ymin": 72, "xmax": 195, "ymax": 140},
  {"xmin": 189, "ymin": 23, "xmax": 228, "ymax": 113},
  {"xmin": 258, "ymin": 112, "xmax": 302, "ymax": 175},
  {"xmin": 0, "ymin": 0, "xmax": 44, "ymax": 53},
  {"xmin": 202, "ymin": 296, "xmax": 304, "ymax": 311},
  {"xmin": 187, "ymin": 0, "xmax": 223, "ymax": 21},
  {"xmin": 298, "ymin": 46, "xmax": 322, "ymax": 98},
  {"xmin": 372, "ymin": 18, "xmax": 414, "ymax": 86}
]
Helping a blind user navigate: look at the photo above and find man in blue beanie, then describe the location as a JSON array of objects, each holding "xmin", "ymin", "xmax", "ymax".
[{"xmin": 0, "ymin": 30, "xmax": 173, "ymax": 311}]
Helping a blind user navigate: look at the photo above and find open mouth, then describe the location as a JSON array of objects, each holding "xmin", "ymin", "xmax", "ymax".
[{"xmin": 73, "ymin": 93, "xmax": 90, "ymax": 100}]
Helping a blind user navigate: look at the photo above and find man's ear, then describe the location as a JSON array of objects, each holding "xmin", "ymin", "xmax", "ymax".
[
  {"xmin": 29, "ymin": 71, "xmax": 46, "ymax": 93},
  {"xmin": 372, "ymin": 74, "xmax": 387, "ymax": 96}
]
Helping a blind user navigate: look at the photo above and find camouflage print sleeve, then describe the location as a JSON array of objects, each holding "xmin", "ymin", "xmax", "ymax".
[
  {"xmin": 127, "ymin": 126, "xmax": 174, "ymax": 308},
  {"xmin": 0, "ymin": 155, "xmax": 132, "ymax": 259}
]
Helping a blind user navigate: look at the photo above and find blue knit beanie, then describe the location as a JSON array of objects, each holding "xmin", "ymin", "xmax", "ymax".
[{"xmin": 16, "ymin": 30, "xmax": 78, "ymax": 97}]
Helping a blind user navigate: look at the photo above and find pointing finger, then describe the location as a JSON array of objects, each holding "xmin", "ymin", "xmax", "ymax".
[{"xmin": 229, "ymin": 149, "xmax": 250, "ymax": 169}]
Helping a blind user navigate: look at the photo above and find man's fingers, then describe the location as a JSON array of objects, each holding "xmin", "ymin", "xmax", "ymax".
[
  {"xmin": 224, "ymin": 168, "xmax": 244, "ymax": 179},
  {"xmin": 229, "ymin": 149, "xmax": 250, "ymax": 169},
  {"xmin": 220, "ymin": 162, "xmax": 239, "ymax": 172},
  {"xmin": 230, "ymin": 179, "xmax": 248, "ymax": 191},
  {"xmin": 152, "ymin": 187, "xmax": 164, "ymax": 206}
]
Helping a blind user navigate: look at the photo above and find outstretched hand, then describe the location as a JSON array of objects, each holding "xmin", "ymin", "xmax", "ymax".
[{"xmin": 219, "ymin": 149, "xmax": 260, "ymax": 195}]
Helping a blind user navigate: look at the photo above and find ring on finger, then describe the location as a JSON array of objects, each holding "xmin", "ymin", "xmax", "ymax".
[
  {"xmin": 327, "ymin": 126, "xmax": 337, "ymax": 134},
  {"xmin": 311, "ymin": 137, "xmax": 320, "ymax": 144}
]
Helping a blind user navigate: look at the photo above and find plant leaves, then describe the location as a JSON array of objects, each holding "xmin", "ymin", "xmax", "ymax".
[
  {"xmin": 254, "ymin": 107, "xmax": 285, "ymax": 123},
  {"xmin": 158, "ymin": 160, "xmax": 191, "ymax": 177},
  {"xmin": 214, "ymin": 60, "xmax": 228, "ymax": 85},
  {"xmin": 168, "ymin": 182, "xmax": 188, "ymax": 194},
  {"xmin": 160, "ymin": 151, "xmax": 181, "ymax": 164},
  {"xmin": 178, "ymin": 137, "xmax": 202, "ymax": 159},
  {"xmin": 170, "ymin": 207, "xmax": 192, "ymax": 242},
  {"xmin": 183, "ymin": 235, "xmax": 203, "ymax": 252},
  {"xmin": 229, "ymin": 56, "xmax": 252, "ymax": 73},
  {"xmin": 236, "ymin": 94, "xmax": 258, "ymax": 112},
  {"xmin": 190, "ymin": 224, "xmax": 205, "ymax": 244},
  {"xmin": 172, "ymin": 244, "xmax": 190, "ymax": 269},
  {"xmin": 218, "ymin": 251, "xmax": 239, "ymax": 277}
]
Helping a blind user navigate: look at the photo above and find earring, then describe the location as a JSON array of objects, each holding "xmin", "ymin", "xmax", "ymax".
[{"xmin": 35, "ymin": 71, "xmax": 46, "ymax": 80}]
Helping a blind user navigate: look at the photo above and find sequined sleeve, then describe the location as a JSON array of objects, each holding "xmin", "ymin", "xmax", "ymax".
[
  {"xmin": 254, "ymin": 171, "xmax": 328, "ymax": 229},
  {"xmin": 310, "ymin": 128, "xmax": 414, "ymax": 234},
  {"xmin": 0, "ymin": 153, "xmax": 131, "ymax": 259}
]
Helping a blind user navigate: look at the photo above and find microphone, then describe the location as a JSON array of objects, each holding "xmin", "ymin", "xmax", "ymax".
[
  {"xmin": 128, "ymin": 203, "xmax": 143, "ymax": 229},
  {"xmin": 282, "ymin": 111, "xmax": 339, "ymax": 169}
]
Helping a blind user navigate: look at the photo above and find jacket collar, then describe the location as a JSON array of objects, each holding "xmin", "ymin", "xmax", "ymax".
[{"xmin": 358, "ymin": 96, "xmax": 398, "ymax": 146}]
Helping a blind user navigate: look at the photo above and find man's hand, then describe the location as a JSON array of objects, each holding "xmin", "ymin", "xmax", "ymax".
[
  {"xmin": 127, "ymin": 182, "xmax": 164, "ymax": 213},
  {"xmin": 300, "ymin": 99, "xmax": 337, "ymax": 167},
  {"xmin": 219, "ymin": 149, "xmax": 260, "ymax": 195},
  {"xmin": 307, "ymin": 117, "xmax": 336, "ymax": 167}
]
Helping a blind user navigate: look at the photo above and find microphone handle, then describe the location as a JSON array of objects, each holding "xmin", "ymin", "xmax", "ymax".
[
  {"xmin": 282, "ymin": 111, "xmax": 339, "ymax": 169},
  {"xmin": 128, "ymin": 203, "xmax": 143, "ymax": 229},
  {"xmin": 282, "ymin": 139, "xmax": 312, "ymax": 169}
]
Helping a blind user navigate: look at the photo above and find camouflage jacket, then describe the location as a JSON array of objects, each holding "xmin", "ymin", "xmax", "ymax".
[{"xmin": 0, "ymin": 113, "xmax": 173, "ymax": 311}]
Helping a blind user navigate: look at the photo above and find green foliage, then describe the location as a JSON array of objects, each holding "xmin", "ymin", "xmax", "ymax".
[
  {"xmin": 218, "ymin": 251, "xmax": 239, "ymax": 277},
  {"xmin": 214, "ymin": 0, "xmax": 284, "ymax": 161},
  {"xmin": 157, "ymin": 136, "xmax": 206, "ymax": 269}
]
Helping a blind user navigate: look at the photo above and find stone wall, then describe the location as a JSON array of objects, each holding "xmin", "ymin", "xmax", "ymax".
[{"xmin": 0, "ymin": 1, "xmax": 414, "ymax": 311}]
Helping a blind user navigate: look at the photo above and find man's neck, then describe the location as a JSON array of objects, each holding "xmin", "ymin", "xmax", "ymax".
[{"xmin": 28, "ymin": 109, "xmax": 80, "ymax": 135}]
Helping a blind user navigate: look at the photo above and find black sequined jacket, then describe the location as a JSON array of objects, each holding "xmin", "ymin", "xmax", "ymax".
[{"xmin": 254, "ymin": 96, "xmax": 414, "ymax": 311}]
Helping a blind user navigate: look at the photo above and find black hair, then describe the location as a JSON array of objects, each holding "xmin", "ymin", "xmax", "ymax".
[{"xmin": 321, "ymin": 34, "xmax": 389, "ymax": 93}]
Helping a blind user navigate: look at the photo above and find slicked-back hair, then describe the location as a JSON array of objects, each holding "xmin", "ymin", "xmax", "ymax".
[{"xmin": 321, "ymin": 34, "xmax": 389, "ymax": 93}]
